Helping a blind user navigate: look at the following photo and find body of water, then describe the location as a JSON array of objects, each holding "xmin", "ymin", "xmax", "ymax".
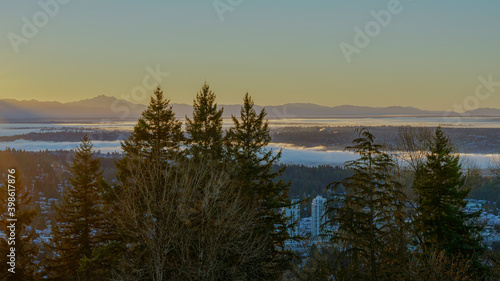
[
  {"xmin": 266, "ymin": 116, "xmax": 500, "ymax": 128},
  {"xmin": 0, "ymin": 118, "xmax": 498, "ymax": 168}
]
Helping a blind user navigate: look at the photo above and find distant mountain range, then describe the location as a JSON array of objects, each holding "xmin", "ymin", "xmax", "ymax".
[{"xmin": 1, "ymin": 95, "xmax": 500, "ymax": 121}]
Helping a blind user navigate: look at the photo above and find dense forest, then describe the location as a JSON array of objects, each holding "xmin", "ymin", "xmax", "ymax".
[
  {"xmin": 0, "ymin": 85, "xmax": 499, "ymax": 280},
  {"xmin": 272, "ymin": 126, "xmax": 500, "ymax": 154},
  {"xmin": 1, "ymin": 150, "xmax": 496, "ymax": 218}
]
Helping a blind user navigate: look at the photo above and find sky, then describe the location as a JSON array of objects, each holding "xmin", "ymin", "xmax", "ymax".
[{"xmin": 1, "ymin": 0, "xmax": 499, "ymax": 110}]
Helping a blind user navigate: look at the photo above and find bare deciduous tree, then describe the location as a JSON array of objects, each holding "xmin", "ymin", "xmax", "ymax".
[
  {"xmin": 491, "ymin": 155, "xmax": 500, "ymax": 181},
  {"xmin": 393, "ymin": 126, "xmax": 433, "ymax": 208},
  {"xmin": 394, "ymin": 251, "xmax": 474, "ymax": 281},
  {"xmin": 394, "ymin": 126, "xmax": 432, "ymax": 172},
  {"xmin": 112, "ymin": 154, "xmax": 268, "ymax": 281}
]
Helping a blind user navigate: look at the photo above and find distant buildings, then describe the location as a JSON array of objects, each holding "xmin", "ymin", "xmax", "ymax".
[
  {"xmin": 285, "ymin": 199, "xmax": 301, "ymax": 238},
  {"xmin": 311, "ymin": 195, "xmax": 327, "ymax": 238},
  {"xmin": 284, "ymin": 194, "xmax": 500, "ymax": 257}
]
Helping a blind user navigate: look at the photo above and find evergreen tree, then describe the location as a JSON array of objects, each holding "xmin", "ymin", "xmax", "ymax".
[
  {"xmin": 227, "ymin": 93, "xmax": 293, "ymax": 279},
  {"xmin": 116, "ymin": 86, "xmax": 184, "ymax": 202},
  {"xmin": 413, "ymin": 126, "xmax": 486, "ymax": 277},
  {"xmin": 0, "ymin": 172, "xmax": 38, "ymax": 280},
  {"xmin": 108, "ymin": 86, "xmax": 185, "ymax": 280},
  {"xmin": 45, "ymin": 135, "xmax": 109, "ymax": 280},
  {"xmin": 326, "ymin": 128, "xmax": 407, "ymax": 281},
  {"xmin": 117, "ymin": 85, "xmax": 183, "ymax": 212},
  {"xmin": 185, "ymin": 82, "xmax": 224, "ymax": 160},
  {"xmin": 78, "ymin": 178, "xmax": 123, "ymax": 280},
  {"xmin": 120, "ymin": 86, "xmax": 184, "ymax": 164}
]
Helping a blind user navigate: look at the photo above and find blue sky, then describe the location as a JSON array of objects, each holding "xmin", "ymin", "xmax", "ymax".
[{"xmin": 1, "ymin": 0, "xmax": 499, "ymax": 110}]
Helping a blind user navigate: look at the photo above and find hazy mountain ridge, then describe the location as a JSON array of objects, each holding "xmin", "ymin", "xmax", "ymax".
[{"xmin": 1, "ymin": 95, "xmax": 499, "ymax": 121}]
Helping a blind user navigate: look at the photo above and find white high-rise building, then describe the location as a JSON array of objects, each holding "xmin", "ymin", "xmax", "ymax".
[
  {"xmin": 311, "ymin": 195, "xmax": 327, "ymax": 238},
  {"xmin": 285, "ymin": 199, "xmax": 300, "ymax": 237}
]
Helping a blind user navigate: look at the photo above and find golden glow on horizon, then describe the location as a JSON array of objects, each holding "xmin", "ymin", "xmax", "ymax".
[{"xmin": 0, "ymin": 1, "xmax": 499, "ymax": 110}]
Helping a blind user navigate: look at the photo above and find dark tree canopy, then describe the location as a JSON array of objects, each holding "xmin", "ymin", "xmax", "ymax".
[
  {"xmin": 121, "ymin": 86, "xmax": 184, "ymax": 161},
  {"xmin": 413, "ymin": 127, "xmax": 486, "ymax": 277},
  {"xmin": 227, "ymin": 93, "xmax": 293, "ymax": 279},
  {"xmin": 186, "ymin": 82, "xmax": 224, "ymax": 160},
  {"xmin": 45, "ymin": 135, "xmax": 109, "ymax": 280},
  {"xmin": 327, "ymin": 128, "xmax": 407, "ymax": 280}
]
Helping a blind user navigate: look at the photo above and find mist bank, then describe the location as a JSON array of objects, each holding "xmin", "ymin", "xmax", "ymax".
[{"xmin": 0, "ymin": 140, "xmax": 496, "ymax": 169}]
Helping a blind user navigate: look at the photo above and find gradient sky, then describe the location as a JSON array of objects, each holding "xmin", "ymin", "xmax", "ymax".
[{"xmin": 1, "ymin": 0, "xmax": 499, "ymax": 110}]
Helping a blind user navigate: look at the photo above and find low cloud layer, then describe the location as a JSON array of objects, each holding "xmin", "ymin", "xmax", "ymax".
[{"xmin": 0, "ymin": 140, "xmax": 495, "ymax": 168}]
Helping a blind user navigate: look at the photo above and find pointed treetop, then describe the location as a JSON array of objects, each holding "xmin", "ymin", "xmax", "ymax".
[
  {"xmin": 75, "ymin": 134, "xmax": 95, "ymax": 156},
  {"xmin": 431, "ymin": 126, "xmax": 453, "ymax": 155},
  {"xmin": 185, "ymin": 82, "xmax": 224, "ymax": 158},
  {"xmin": 230, "ymin": 93, "xmax": 271, "ymax": 153},
  {"xmin": 120, "ymin": 86, "xmax": 183, "ymax": 159}
]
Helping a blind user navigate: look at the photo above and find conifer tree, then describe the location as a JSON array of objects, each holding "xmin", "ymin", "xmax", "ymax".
[
  {"xmin": 45, "ymin": 135, "xmax": 109, "ymax": 280},
  {"xmin": 326, "ymin": 128, "xmax": 407, "ymax": 281},
  {"xmin": 413, "ymin": 126, "xmax": 486, "ymax": 277},
  {"xmin": 116, "ymin": 86, "xmax": 184, "ymax": 197},
  {"xmin": 120, "ymin": 86, "xmax": 184, "ymax": 163},
  {"xmin": 0, "ymin": 172, "xmax": 38, "ymax": 280},
  {"xmin": 109, "ymin": 86, "xmax": 185, "ymax": 279},
  {"xmin": 227, "ymin": 93, "xmax": 293, "ymax": 279},
  {"xmin": 185, "ymin": 82, "xmax": 224, "ymax": 160}
]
